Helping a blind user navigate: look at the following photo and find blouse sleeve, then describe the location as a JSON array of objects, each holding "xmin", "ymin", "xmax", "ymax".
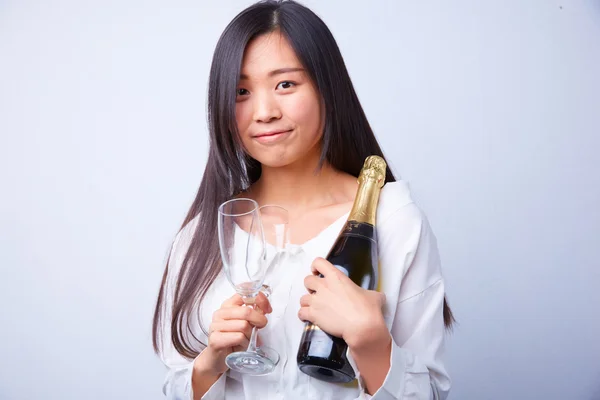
[
  {"xmin": 347, "ymin": 203, "xmax": 452, "ymax": 399},
  {"xmin": 156, "ymin": 217, "xmax": 228, "ymax": 400}
]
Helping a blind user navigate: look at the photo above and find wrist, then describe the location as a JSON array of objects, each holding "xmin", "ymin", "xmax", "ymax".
[
  {"xmin": 193, "ymin": 348, "xmax": 225, "ymax": 377},
  {"xmin": 191, "ymin": 349, "xmax": 224, "ymax": 400},
  {"xmin": 345, "ymin": 315, "xmax": 392, "ymax": 395},
  {"xmin": 344, "ymin": 313, "xmax": 390, "ymax": 354}
]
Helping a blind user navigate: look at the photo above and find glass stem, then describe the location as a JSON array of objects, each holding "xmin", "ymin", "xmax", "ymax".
[
  {"xmin": 247, "ymin": 324, "xmax": 259, "ymax": 353},
  {"xmin": 243, "ymin": 295, "xmax": 259, "ymax": 353}
]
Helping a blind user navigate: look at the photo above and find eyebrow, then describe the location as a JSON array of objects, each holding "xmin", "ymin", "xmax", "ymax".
[{"xmin": 239, "ymin": 67, "xmax": 304, "ymax": 80}]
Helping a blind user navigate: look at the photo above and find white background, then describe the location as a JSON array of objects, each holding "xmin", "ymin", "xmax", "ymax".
[{"xmin": 1, "ymin": 1, "xmax": 599, "ymax": 399}]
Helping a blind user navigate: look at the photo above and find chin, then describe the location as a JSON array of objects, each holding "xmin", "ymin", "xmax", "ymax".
[
  {"xmin": 255, "ymin": 156, "xmax": 294, "ymax": 169},
  {"xmin": 248, "ymin": 145, "xmax": 320, "ymax": 170}
]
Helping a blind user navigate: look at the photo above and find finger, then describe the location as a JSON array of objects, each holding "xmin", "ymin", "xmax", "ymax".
[
  {"xmin": 221, "ymin": 293, "xmax": 245, "ymax": 308},
  {"xmin": 303, "ymin": 274, "xmax": 322, "ymax": 293},
  {"xmin": 299, "ymin": 293, "xmax": 312, "ymax": 307},
  {"xmin": 233, "ymin": 344, "xmax": 246, "ymax": 353},
  {"xmin": 210, "ymin": 320, "xmax": 253, "ymax": 341},
  {"xmin": 221, "ymin": 292, "xmax": 272, "ymax": 314},
  {"xmin": 208, "ymin": 331, "xmax": 249, "ymax": 351},
  {"xmin": 310, "ymin": 257, "xmax": 343, "ymax": 279},
  {"xmin": 254, "ymin": 291, "xmax": 273, "ymax": 314},
  {"xmin": 297, "ymin": 306, "xmax": 314, "ymax": 323},
  {"xmin": 213, "ymin": 306, "xmax": 268, "ymax": 329}
]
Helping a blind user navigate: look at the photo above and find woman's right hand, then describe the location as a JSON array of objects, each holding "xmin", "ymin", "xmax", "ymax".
[{"xmin": 194, "ymin": 291, "xmax": 272, "ymax": 376}]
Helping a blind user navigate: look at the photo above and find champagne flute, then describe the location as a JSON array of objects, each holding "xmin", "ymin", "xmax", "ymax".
[
  {"xmin": 257, "ymin": 204, "xmax": 290, "ymax": 298},
  {"xmin": 217, "ymin": 198, "xmax": 279, "ymax": 375}
]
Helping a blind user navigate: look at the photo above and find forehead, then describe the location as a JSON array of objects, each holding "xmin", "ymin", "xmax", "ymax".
[{"xmin": 241, "ymin": 31, "xmax": 302, "ymax": 76}]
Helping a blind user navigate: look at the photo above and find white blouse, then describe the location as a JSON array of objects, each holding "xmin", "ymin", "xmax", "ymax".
[{"xmin": 157, "ymin": 181, "xmax": 451, "ymax": 400}]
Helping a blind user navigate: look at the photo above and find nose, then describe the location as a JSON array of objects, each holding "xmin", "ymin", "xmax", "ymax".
[{"xmin": 252, "ymin": 91, "xmax": 282, "ymax": 123}]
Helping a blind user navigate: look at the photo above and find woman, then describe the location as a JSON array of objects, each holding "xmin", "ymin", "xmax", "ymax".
[{"xmin": 153, "ymin": 1, "xmax": 454, "ymax": 399}]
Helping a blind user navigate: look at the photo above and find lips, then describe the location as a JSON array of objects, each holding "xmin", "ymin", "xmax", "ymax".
[
  {"xmin": 252, "ymin": 129, "xmax": 292, "ymax": 138},
  {"xmin": 252, "ymin": 129, "xmax": 292, "ymax": 144}
]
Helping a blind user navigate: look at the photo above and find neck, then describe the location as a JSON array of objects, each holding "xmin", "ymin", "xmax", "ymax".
[{"xmin": 250, "ymin": 150, "xmax": 344, "ymax": 211}]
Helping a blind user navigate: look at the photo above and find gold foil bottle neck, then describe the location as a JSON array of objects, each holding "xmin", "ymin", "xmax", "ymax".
[
  {"xmin": 358, "ymin": 156, "xmax": 387, "ymax": 188},
  {"xmin": 349, "ymin": 156, "xmax": 387, "ymax": 225}
]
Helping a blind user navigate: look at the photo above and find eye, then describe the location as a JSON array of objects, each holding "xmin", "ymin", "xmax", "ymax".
[
  {"xmin": 237, "ymin": 88, "xmax": 249, "ymax": 96},
  {"xmin": 277, "ymin": 81, "xmax": 296, "ymax": 90}
]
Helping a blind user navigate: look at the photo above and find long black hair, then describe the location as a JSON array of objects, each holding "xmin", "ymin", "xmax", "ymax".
[{"xmin": 153, "ymin": 0, "xmax": 454, "ymax": 360}]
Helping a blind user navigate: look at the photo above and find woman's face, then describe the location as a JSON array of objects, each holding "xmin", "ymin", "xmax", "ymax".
[{"xmin": 235, "ymin": 31, "xmax": 323, "ymax": 169}]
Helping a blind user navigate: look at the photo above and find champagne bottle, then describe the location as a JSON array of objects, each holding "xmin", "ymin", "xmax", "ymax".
[{"xmin": 296, "ymin": 155, "xmax": 387, "ymax": 383}]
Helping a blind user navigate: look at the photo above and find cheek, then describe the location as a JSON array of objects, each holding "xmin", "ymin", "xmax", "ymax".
[
  {"xmin": 235, "ymin": 103, "xmax": 254, "ymax": 148},
  {"xmin": 285, "ymin": 92, "xmax": 322, "ymax": 138},
  {"xmin": 235, "ymin": 102, "xmax": 252, "ymax": 131}
]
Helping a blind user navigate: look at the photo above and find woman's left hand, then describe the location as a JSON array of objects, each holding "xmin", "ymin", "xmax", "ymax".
[{"xmin": 298, "ymin": 257, "xmax": 390, "ymax": 350}]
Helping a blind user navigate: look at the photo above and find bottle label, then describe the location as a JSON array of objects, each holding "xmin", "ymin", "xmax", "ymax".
[{"xmin": 333, "ymin": 264, "xmax": 349, "ymax": 277}]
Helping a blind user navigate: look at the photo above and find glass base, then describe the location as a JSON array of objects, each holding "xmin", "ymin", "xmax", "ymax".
[{"xmin": 225, "ymin": 347, "xmax": 280, "ymax": 375}]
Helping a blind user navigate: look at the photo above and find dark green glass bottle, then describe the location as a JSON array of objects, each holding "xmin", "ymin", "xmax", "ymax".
[{"xmin": 296, "ymin": 155, "xmax": 386, "ymax": 383}]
